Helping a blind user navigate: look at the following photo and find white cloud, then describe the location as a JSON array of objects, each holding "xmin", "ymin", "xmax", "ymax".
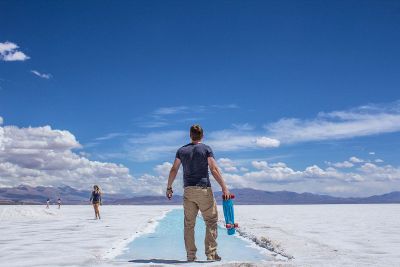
[
  {"xmin": 153, "ymin": 106, "xmax": 189, "ymax": 116},
  {"xmin": 211, "ymin": 104, "xmax": 239, "ymax": 109},
  {"xmin": 217, "ymin": 158, "xmax": 238, "ymax": 172},
  {"xmin": 154, "ymin": 162, "xmax": 173, "ymax": 176},
  {"xmin": 229, "ymin": 161, "xmax": 302, "ymax": 184},
  {"xmin": 2, "ymin": 125, "xmax": 81, "ymax": 151},
  {"xmin": 0, "ymin": 41, "xmax": 30, "ymax": 61},
  {"xmin": 136, "ymin": 121, "xmax": 169, "ymax": 128},
  {"xmin": 223, "ymin": 166, "xmax": 238, "ymax": 172},
  {"xmin": 375, "ymin": 159, "xmax": 384, "ymax": 163},
  {"xmin": 126, "ymin": 131, "xmax": 186, "ymax": 161},
  {"xmin": 265, "ymin": 101, "xmax": 400, "ymax": 143},
  {"xmin": 269, "ymin": 162, "xmax": 288, "ymax": 168},
  {"xmin": 136, "ymin": 162, "xmax": 184, "ymax": 195},
  {"xmin": 207, "ymin": 131, "xmax": 256, "ymax": 151},
  {"xmin": 349, "ymin": 156, "xmax": 364, "ymax": 163},
  {"xmin": 132, "ymin": 174, "xmax": 166, "ymax": 195},
  {"xmin": 358, "ymin": 163, "xmax": 400, "ymax": 181},
  {"xmin": 0, "ymin": 116, "xmax": 3, "ymax": 125},
  {"xmin": 331, "ymin": 161, "xmax": 354, "ymax": 168},
  {"xmin": 369, "ymin": 152, "xmax": 375, "ymax": 155},
  {"xmin": 251, "ymin": 160, "xmax": 269, "ymax": 170},
  {"xmin": 0, "ymin": 42, "xmax": 17, "ymax": 53},
  {"xmin": 31, "ymin": 70, "xmax": 51, "ymax": 79},
  {"xmin": 255, "ymin": 136, "xmax": 280, "ymax": 148},
  {"xmin": 207, "ymin": 130, "xmax": 280, "ymax": 151},
  {"xmin": 94, "ymin": 132, "xmax": 126, "ymax": 141},
  {"xmin": 3, "ymin": 51, "xmax": 29, "ymax": 61},
  {"xmin": 303, "ymin": 165, "xmax": 326, "ymax": 178},
  {"xmin": 232, "ymin": 123, "xmax": 254, "ymax": 131}
]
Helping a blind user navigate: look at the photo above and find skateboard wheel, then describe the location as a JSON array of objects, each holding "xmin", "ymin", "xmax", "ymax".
[
  {"xmin": 234, "ymin": 223, "xmax": 239, "ymax": 228},
  {"xmin": 222, "ymin": 194, "xmax": 235, "ymax": 200},
  {"xmin": 226, "ymin": 224, "xmax": 232, "ymax": 229}
]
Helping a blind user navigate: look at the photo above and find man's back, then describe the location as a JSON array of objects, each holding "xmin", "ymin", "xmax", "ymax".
[
  {"xmin": 166, "ymin": 124, "xmax": 229, "ymax": 261},
  {"xmin": 176, "ymin": 143, "xmax": 214, "ymax": 187}
]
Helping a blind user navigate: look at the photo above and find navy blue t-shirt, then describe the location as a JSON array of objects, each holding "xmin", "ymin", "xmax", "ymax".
[{"xmin": 176, "ymin": 143, "xmax": 214, "ymax": 187}]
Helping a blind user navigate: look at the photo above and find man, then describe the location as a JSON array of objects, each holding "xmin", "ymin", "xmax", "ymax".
[{"xmin": 166, "ymin": 124, "xmax": 230, "ymax": 262}]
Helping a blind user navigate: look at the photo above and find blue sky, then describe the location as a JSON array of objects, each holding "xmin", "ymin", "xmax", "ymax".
[{"xmin": 1, "ymin": 0, "xmax": 400, "ymax": 196}]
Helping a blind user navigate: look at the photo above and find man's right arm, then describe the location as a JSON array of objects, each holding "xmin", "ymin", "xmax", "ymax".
[
  {"xmin": 166, "ymin": 158, "xmax": 181, "ymax": 199},
  {"xmin": 208, "ymin": 157, "xmax": 230, "ymax": 198}
]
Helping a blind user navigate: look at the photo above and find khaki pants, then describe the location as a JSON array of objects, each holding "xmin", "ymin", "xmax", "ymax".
[{"xmin": 183, "ymin": 186, "xmax": 218, "ymax": 259}]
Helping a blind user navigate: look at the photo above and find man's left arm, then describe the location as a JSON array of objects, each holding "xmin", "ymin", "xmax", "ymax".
[{"xmin": 208, "ymin": 156, "xmax": 230, "ymax": 199}]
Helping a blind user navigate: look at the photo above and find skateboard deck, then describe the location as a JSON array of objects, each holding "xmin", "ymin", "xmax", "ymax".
[{"xmin": 222, "ymin": 194, "xmax": 238, "ymax": 235}]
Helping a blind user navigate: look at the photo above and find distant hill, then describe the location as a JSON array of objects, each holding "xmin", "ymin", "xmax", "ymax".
[
  {"xmin": 0, "ymin": 185, "xmax": 126, "ymax": 205},
  {"xmin": 361, "ymin": 191, "xmax": 400, "ymax": 204},
  {"xmin": 0, "ymin": 185, "xmax": 399, "ymax": 205},
  {"xmin": 221, "ymin": 188, "xmax": 400, "ymax": 204}
]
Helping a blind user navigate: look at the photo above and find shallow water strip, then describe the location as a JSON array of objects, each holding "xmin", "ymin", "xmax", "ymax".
[{"xmin": 116, "ymin": 209, "xmax": 272, "ymax": 264}]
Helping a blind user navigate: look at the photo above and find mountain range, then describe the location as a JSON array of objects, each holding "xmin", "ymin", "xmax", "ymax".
[{"xmin": 1, "ymin": 185, "xmax": 400, "ymax": 205}]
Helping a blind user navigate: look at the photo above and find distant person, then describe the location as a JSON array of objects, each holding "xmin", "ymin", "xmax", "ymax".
[
  {"xmin": 57, "ymin": 198, "xmax": 61, "ymax": 209},
  {"xmin": 166, "ymin": 124, "xmax": 230, "ymax": 262},
  {"xmin": 90, "ymin": 185, "xmax": 102, "ymax": 219},
  {"xmin": 46, "ymin": 198, "xmax": 50, "ymax": 209}
]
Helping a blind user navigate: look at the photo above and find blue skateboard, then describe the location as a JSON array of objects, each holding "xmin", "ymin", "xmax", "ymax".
[{"xmin": 222, "ymin": 194, "xmax": 238, "ymax": 235}]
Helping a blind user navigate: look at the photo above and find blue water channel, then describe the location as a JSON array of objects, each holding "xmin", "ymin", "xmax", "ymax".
[{"xmin": 116, "ymin": 209, "xmax": 270, "ymax": 264}]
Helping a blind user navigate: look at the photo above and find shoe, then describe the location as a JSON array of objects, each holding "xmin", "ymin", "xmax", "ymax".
[
  {"xmin": 187, "ymin": 256, "xmax": 197, "ymax": 262},
  {"xmin": 207, "ymin": 253, "xmax": 221, "ymax": 261}
]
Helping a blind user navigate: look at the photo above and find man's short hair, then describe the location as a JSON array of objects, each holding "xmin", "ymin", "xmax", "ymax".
[{"xmin": 190, "ymin": 124, "xmax": 203, "ymax": 141}]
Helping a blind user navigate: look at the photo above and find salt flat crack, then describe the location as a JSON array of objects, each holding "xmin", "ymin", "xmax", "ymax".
[{"xmin": 235, "ymin": 227, "xmax": 294, "ymax": 260}]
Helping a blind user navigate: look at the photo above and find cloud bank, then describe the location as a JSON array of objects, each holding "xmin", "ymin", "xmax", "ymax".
[
  {"xmin": 217, "ymin": 156, "xmax": 400, "ymax": 197},
  {"xmin": 0, "ymin": 120, "xmax": 138, "ymax": 194},
  {"xmin": 0, "ymin": 116, "xmax": 398, "ymax": 197}
]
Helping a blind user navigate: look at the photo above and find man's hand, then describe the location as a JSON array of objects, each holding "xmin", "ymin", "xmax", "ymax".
[
  {"xmin": 222, "ymin": 187, "xmax": 231, "ymax": 200},
  {"xmin": 166, "ymin": 187, "xmax": 173, "ymax": 200}
]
